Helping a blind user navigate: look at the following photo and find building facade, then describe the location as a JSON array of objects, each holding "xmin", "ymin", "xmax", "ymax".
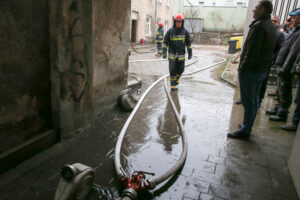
[
  {"xmin": 131, "ymin": 0, "xmax": 173, "ymax": 43},
  {"xmin": 243, "ymin": 0, "xmax": 300, "ymax": 44},
  {"xmin": 272, "ymin": 0, "xmax": 299, "ymax": 24},
  {"xmin": 174, "ymin": 0, "xmax": 248, "ymax": 32}
]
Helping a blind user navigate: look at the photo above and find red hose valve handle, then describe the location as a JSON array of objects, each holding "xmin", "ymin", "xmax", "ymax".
[{"xmin": 120, "ymin": 171, "xmax": 153, "ymax": 193}]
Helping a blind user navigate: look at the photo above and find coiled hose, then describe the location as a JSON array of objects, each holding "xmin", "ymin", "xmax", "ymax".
[{"xmin": 115, "ymin": 55, "xmax": 226, "ymax": 199}]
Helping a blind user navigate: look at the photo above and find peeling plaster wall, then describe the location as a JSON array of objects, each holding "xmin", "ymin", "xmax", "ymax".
[
  {"xmin": 0, "ymin": 0, "xmax": 131, "ymax": 150},
  {"xmin": 49, "ymin": 0, "xmax": 94, "ymax": 140},
  {"xmin": 92, "ymin": 0, "xmax": 131, "ymax": 112},
  {"xmin": 0, "ymin": 0, "xmax": 51, "ymax": 152},
  {"xmin": 50, "ymin": 0, "xmax": 130, "ymax": 140}
]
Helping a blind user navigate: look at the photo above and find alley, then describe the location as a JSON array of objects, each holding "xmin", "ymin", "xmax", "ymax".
[{"xmin": 0, "ymin": 46, "xmax": 298, "ymax": 200}]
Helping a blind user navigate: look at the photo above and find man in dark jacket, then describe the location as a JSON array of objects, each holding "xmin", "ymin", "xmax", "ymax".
[
  {"xmin": 163, "ymin": 13, "xmax": 192, "ymax": 91},
  {"xmin": 155, "ymin": 22, "xmax": 164, "ymax": 57},
  {"xmin": 228, "ymin": 1, "xmax": 277, "ymax": 139},
  {"xmin": 259, "ymin": 15, "xmax": 285, "ymax": 105},
  {"xmin": 269, "ymin": 8, "xmax": 300, "ymax": 123},
  {"xmin": 281, "ymin": 52, "xmax": 300, "ymax": 131}
]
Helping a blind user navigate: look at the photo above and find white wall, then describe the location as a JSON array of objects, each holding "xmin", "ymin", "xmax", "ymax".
[
  {"xmin": 289, "ymin": 127, "xmax": 300, "ymax": 198},
  {"xmin": 183, "ymin": 3, "xmax": 248, "ymax": 32},
  {"xmin": 242, "ymin": 0, "xmax": 258, "ymax": 46}
]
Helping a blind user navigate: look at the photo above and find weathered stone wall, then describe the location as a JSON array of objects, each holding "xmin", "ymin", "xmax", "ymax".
[
  {"xmin": 0, "ymin": 0, "xmax": 51, "ymax": 152},
  {"xmin": 92, "ymin": 0, "xmax": 131, "ymax": 112},
  {"xmin": 50, "ymin": 0, "xmax": 131, "ymax": 140},
  {"xmin": 49, "ymin": 0, "xmax": 94, "ymax": 140},
  {"xmin": 0, "ymin": 0, "xmax": 131, "ymax": 153}
]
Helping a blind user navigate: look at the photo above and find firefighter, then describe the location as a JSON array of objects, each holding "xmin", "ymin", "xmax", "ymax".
[
  {"xmin": 163, "ymin": 13, "xmax": 192, "ymax": 91},
  {"xmin": 155, "ymin": 22, "xmax": 164, "ymax": 57}
]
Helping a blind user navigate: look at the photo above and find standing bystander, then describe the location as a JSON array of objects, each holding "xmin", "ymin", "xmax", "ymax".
[
  {"xmin": 228, "ymin": 1, "xmax": 277, "ymax": 139},
  {"xmin": 269, "ymin": 8, "xmax": 300, "ymax": 131}
]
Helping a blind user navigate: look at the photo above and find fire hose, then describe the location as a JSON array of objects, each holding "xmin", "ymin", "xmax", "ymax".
[
  {"xmin": 130, "ymin": 43, "xmax": 156, "ymax": 54},
  {"xmin": 115, "ymin": 55, "xmax": 226, "ymax": 199}
]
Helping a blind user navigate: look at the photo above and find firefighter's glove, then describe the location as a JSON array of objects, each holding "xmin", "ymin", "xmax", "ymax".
[
  {"xmin": 188, "ymin": 54, "xmax": 192, "ymax": 60},
  {"xmin": 163, "ymin": 54, "xmax": 167, "ymax": 59}
]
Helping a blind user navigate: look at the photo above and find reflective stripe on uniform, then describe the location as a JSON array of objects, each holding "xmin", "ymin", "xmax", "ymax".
[
  {"xmin": 170, "ymin": 35, "xmax": 186, "ymax": 42},
  {"xmin": 171, "ymin": 35, "xmax": 185, "ymax": 38},
  {"xmin": 170, "ymin": 38, "xmax": 185, "ymax": 42},
  {"xmin": 187, "ymin": 46, "xmax": 192, "ymax": 49},
  {"xmin": 177, "ymin": 54, "xmax": 185, "ymax": 61},
  {"xmin": 169, "ymin": 53, "xmax": 175, "ymax": 58}
]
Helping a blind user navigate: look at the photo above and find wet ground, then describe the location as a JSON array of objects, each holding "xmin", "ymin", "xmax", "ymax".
[{"xmin": 0, "ymin": 45, "xmax": 298, "ymax": 200}]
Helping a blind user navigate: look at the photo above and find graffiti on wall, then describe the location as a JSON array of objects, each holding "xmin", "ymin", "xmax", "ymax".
[{"xmin": 62, "ymin": 0, "xmax": 88, "ymax": 109}]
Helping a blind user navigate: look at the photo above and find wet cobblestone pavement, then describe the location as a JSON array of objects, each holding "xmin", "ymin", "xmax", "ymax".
[{"xmin": 0, "ymin": 45, "xmax": 298, "ymax": 200}]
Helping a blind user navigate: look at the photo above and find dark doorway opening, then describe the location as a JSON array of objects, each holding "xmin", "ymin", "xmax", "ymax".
[
  {"xmin": 0, "ymin": 0, "xmax": 57, "ymax": 174},
  {"xmin": 131, "ymin": 19, "xmax": 137, "ymax": 43}
]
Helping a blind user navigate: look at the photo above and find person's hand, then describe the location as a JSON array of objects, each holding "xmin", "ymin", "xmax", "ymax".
[
  {"xmin": 276, "ymin": 66, "xmax": 286, "ymax": 76},
  {"xmin": 163, "ymin": 54, "xmax": 167, "ymax": 59},
  {"xmin": 188, "ymin": 54, "xmax": 192, "ymax": 60}
]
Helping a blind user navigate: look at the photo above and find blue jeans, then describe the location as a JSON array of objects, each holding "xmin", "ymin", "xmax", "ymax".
[{"xmin": 239, "ymin": 71, "xmax": 267, "ymax": 135}]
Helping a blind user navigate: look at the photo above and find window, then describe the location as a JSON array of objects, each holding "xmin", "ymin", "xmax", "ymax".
[
  {"xmin": 242, "ymin": 3, "xmax": 247, "ymax": 8},
  {"xmin": 164, "ymin": 20, "xmax": 168, "ymax": 34},
  {"xmin": 157, "ymin": 0, "xmax": 162, "ymax": 3},
  {"xmin": 166, "ymin": 0, "xmax": 169, "ymax": 7},
  {"xmin": 146, "ymin": 16, "xmax": 151, "ymax": 36},
  {"xmin": 212, "ymin": 2, "xmax": 216, "ymax": 6}
]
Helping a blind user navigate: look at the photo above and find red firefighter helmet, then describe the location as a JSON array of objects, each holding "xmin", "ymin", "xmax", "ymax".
[
  {"xmin": 174, "ymin": 13, "xmax": 184, "ymax": 21},
  {"xmin": 158, "ymin": 22, "xmax": 164, "ymax": 27}
]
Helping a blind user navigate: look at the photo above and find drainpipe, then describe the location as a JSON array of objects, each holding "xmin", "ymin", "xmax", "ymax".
[{"xmin": 155, "ymin": 0, "xmax": 158, "ymax": 35}]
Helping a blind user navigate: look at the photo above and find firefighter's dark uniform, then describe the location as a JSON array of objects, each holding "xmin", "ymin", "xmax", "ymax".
[
  {"xmin": 156, "ymin": 27, "xmax": 164, "ymax": 55},
  {"xmin": 163, "ymin": 23, "xmax": 192, "ymax": 90}
]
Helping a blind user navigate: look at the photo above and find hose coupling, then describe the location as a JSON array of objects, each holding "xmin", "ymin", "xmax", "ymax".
[
  {"xmin": 120, "ymin": 171, "xmax": 154, "ymax": 198},
  {"xmin": 122, "ymin": 188, "xmax": 138, "ymax": 200},
  {"xmin": 146, "ymin": 179, "xmax": 156, "ymax": 190}
]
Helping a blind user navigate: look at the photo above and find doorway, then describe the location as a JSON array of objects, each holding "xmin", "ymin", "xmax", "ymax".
[{"xmin": 131, "ymin": 19, "xmax": 137, "ymax": 43}]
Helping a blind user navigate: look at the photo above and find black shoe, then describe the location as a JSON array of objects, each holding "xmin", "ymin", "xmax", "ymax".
[
  {"xmin": 235, "ymin": 99, "xmax": 242, "ymax": 105},
  {"xmin": 227, "ymin": 130, "xmax": 250, "ymax": 140},
  {"xmin": 281, "ymin": 123, "xmax": 298, "ymax": 132},
  {"xmin": 265, "ymin": 109, "xmax": 277, "ymax": 115},
  {"xmin": 269, "ymin": 115, "xmax": 287, "ymax": 122}
]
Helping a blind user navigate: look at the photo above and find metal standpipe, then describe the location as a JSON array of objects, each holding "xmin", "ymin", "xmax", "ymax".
[{"xmin": 115, "ymin": 55, "xmax": 226, "ymax": 200}]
